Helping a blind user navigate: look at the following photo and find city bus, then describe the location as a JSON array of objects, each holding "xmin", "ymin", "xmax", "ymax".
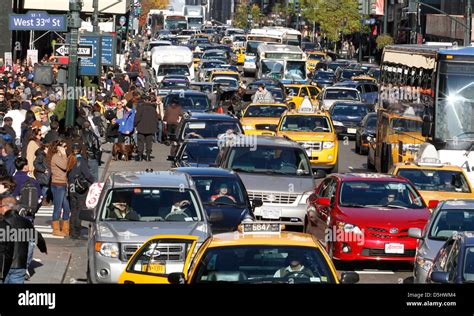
[
  {"xmin": 379, "ymin": 44, "xmax": 474, "ymax": 182},
  {"xmin": 256, "ymin": 44, "xmax": 307, "ymax": 83}
]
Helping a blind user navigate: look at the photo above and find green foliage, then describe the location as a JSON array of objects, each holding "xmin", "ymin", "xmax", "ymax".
[
  {"xmin": 54, "ymin": 99, "xmax": 67, "ymax": 121},
  {"xmin": 83, "ymin": 76, "xmax": 98, "ymax": 90},
  {"xmin": 376, "ymin": 33, "xmax": 394, "ymax": 50},
  {"xmin": 302, "ymin": 0, "xmax": 360, "ymax": 42},
  {"xmin": 234, "ymin": 4, "xmax": 249, "ymax": 29},
  {"xmin": 251, "ymin": 4, "xmax": 261, "ymax": 26}
]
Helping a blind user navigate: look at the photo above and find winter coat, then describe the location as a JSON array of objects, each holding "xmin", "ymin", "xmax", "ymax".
[
  {"xmin": 50, "ymin": 153, "xmax": 68, "ymax": 186},
  {"xmin": 0, "ymin": 218, "xmax": 14, "ymax": 279},
  {"xmin": 33, "ymin": 148, "xmax": 50, "ymax": 186},
  {"xmin": 12, "ymin": 171, "xmax": 42, "ymax": 199},
  {"xmin": 67, "ymin": 155, "xmax": 95, "ymax": 186},
  {"xmin": 2, "ymin": 154, "xmax": 16, "ymax": 176},
  {"xmin": 26, "ymin": 140, "xmax": 40, "ymax": 174},
  {"xmin": 134, "ymin": 102, "xmax": 159, "ymax": 135}
]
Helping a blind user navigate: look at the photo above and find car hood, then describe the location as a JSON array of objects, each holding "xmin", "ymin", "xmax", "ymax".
[
  {"xmin": 238, "ymin": 173, "xmax": 314, "ymax": 193},
  {"xmin": 278, "ymin": 131, "xmax": 336, "ymax": 142},
  {"xmin": 241, "ymin": 117, "xmax": 280, "ymax": 126},
  {"xmin": 95, "ymin": 221, "xmax": 211, "ymax": 242},
  {"xmin": 332, "ymin": 115, "xmax": 363, "ymax": 123},
  {"xmin": 203, "ymin": 204, "xmax": 250, "ymax": 231},
  {"xmin": 338, "ymin": 206, "xmax": 430, "ymax": 228},
  {"xmin": 418, "ymin": 238, "xmax": 447, "ymax": 261}
]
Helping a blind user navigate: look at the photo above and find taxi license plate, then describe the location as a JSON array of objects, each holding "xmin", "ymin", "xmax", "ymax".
[
  {"xmin": 384, "ymin": 243, "xmax": 404, "ymax": 254},
  {"xmin": 347, "ymin": 128, "xmax": 357, "ymax": 134},
  {"xmin": 143, "ymin": 263, "xmax": 166, "ymax": 274},
  {"xmin": 261, "ymin": 209, "xmax": 281, "ymax": 219}
]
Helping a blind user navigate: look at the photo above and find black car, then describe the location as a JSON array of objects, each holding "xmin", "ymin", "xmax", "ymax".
[
  {"xmin": 158, "ymin": 76, "xmax": 190, "ymax": 96},
  {"xmin": 169, "ymin": 139, "xmax": 220, "ymax": 167},
  {"xmin": 170, "ymin": 113, "xmax": 243, "ymax": 155},
  {"xmin": 428, "ymin": 232, "xmax": 474, "ymax": 284},
  {"xmin": 163, "ymin": 90, "xmax": 212, "ymax": 113},
  {"xmin": 329, "ymin": 101, "xmax": 370, "ymax": 139},
  {"xmin": 174, "ymin": 167, "xmax": 257, "ymax": 233},
  {"xmin": 355, "ymin": 112, "xmax": 377, "ymax": 155},
  {"xmin": 311, "ymin": 70, "xmax": 336, "ymax": 89}
]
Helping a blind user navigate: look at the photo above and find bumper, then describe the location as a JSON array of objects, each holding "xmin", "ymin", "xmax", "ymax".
[
  {"xmin": 307, "ymin": 149, "xmax": 337, "ymax": 168},
  {"xmin": 254, "ymin": 204, "xmax": 306, "ymax": 227},
  {"xmin": 335, "ymin": 126, "xmax": 357, "ymax": 138},
  {"xmin": 91, "ymin": 254, "xmax": 127, "ymax": 284},
  {"xmin": 332, "ymin": 237, "xmax": 418, "ymax": 261}
]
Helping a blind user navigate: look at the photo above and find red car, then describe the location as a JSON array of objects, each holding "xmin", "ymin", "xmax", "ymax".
[{"xmin": 304, "ymin": 173, "xmax": 431, "ymax": 262}]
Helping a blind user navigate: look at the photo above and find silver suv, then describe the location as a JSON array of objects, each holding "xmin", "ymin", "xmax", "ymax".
[
  {"xmin": 80, "ymin": 171, "xmax": 211, "ymax": 283},
  {"xmin": 217, "ymin": 135, "xmax": 315, "ymax": 230}
]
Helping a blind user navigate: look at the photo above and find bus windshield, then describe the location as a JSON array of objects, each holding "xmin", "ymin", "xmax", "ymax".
[
  {"xmin": 284, "ymin": 61, "xmax": 306, "ymax": 81},
  {"xmin": 436, "ymin": 62, "xmax": 474, "ymax": 145},
  {"xmin": 261, "ymin": 60, "xmax": 284, "ymax": 79}
]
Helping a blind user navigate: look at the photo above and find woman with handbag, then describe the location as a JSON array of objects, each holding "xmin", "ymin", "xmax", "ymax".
[{"xmin": 67, "ymin": 143, "xmax": 95, "ymax": 240}]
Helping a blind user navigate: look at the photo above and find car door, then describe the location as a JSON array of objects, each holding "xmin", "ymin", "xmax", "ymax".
[
  {"xmin": 313, "ymin": 177, "xmax": 337, "ymax": 242},
  {"xmin": 118, "ymin": 235, "xmax": 200, "ymax": 284},
  {"xmin": 444, "ymin": 240, "xmax": 461, "ymax": 283}
]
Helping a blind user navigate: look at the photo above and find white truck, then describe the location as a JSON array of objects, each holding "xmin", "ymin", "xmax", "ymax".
[
  {"xmin": 151, "ymin": 46, "xmax": 194, "ymax": 83},
  {"xmin": 183, "ymin": 5, "xmax": 205, "ymax": 29}
]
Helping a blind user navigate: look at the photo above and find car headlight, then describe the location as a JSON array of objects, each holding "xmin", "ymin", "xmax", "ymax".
[
  {"xmin": 332, "ymin": 121, "xmax": 344, "ymax": 127},
  {"xmin": 416, "ymin": 257, "xmax": 433, "ymax": 272},
  {"xmin": 243, "ymin": 125, "xmax": 254, "ymax": 130},
  {"xmin": 336, "ymin": 221, "xmax": 363, "ymax": 235},
  {"xmin": 97, "ymin": 242, "xmax": 119, "ymax": 258},
  {"xmin": 299, "ymin": 191, "xmax": 313, "ymax": 204},
  {"xmin": 323, "ymin": 141, "xmax": 334, "ymax": 149}
]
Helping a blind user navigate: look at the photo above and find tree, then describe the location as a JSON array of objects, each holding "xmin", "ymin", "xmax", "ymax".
[
  {"xmin": 302, "ymin": 0, "xmax": 360, "ymax": 42},
  {"xmin": 234, "ymin": 4, "xmax": 249, "ymax": 29},
  {"xmin": 376, "ymin": 34, "xmax": 394, "ymax": 50},
  {"xmin": 251, "ymin": 4, "xmax": 261, "ymax": 27},
  {"xmin": 139, "ymin": 0, "xmax": 170, "ymax": 27}
]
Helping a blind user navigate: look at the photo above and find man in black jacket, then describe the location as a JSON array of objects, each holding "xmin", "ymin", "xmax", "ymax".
[
  {"xmin": 81, "ymin": 121, "xmax": 101, "ymax": 181},
  {"xmin": 0, "ymin": 215, "xmax": 14, "ymax": 283},
  {"xmin": 134, "ymin": 97, "xmax": 159, "ymax": 162},
  {"xmin": 1, "ymin": 197, "xmax": 47, "ymax": 284}
]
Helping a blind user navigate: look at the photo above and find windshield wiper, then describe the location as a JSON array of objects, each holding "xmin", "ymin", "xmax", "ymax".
[
  {"xmin": 340, "ymin": 204, "xmax": 365, "ymax": 208},
  {"xmin": 381, "ymin": 204, "xmax": 408, "ymax": 209}
]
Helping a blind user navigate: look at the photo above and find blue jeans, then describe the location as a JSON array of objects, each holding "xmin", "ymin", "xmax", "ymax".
[
  {"xmin": 88, "ymin": 158, "xmax": 99, "ymax": 182},
  {"xmin": 51, "ymin": 185, "xmax": 70, "ymax": 221},
  {"xmin": 4, "ymin": 268, "xmax": 26, "ymax": 284}
]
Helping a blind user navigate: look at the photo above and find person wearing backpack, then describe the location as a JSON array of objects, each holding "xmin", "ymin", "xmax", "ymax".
[{"xmin": 67, "ymin": 143, "xmax": 95, "ymax": 240}]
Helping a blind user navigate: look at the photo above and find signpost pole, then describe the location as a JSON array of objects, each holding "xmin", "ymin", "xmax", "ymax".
[
  {"xmin": 93, "ymin": 0, "xmax": 99, "ymax": 32},
  {"xmin": 66, "ymin": 0, "xmax": 82, "ymax": 128}
]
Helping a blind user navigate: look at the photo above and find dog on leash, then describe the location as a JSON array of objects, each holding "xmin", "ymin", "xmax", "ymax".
[{"xmin": 112, "ymin": 142, "xmax": 134, "ymax": 161}]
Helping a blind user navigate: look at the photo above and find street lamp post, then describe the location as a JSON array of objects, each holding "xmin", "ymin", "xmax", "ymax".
[{"xmin": 66, "ymin": 0, "xmax": 82, "ymax": 128}]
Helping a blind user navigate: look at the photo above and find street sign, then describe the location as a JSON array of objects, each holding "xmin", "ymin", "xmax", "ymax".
[
  {"xmin": 101, "ymin": 33, "xmax": 116, "ymax": 66},
  {"xmin": 363, "ymin": 18, "xmax": 377, "ymax": 25},
  {"xmin": 9, "ymin": 11, "xmax": 67, "ymax": 32},
  {"xmin": 54, "ymin": 44, "xmax": 94, "ymax": 57},
  {"xmin": 79, "ymin": 34, "xmax": 101, "ymax": 77}
]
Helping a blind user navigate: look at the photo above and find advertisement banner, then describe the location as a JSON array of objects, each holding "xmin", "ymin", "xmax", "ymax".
[{"xmin": 376, "ymin": 0, "xmax": 384, "ymax": 16}]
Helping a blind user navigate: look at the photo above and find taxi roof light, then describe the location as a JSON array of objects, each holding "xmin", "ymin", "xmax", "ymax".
[{"xmin": 239, "ymin": 222, "xmax": 283, "ymax": 235}]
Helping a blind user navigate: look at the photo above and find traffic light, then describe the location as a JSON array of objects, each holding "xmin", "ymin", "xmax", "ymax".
[
  {"xmin": 358, "ymin": 0, "xmax": 368, "ymax": 15},
  {"xmin": 369, "ymin": 0, "xmax": 377, "ymax": 15},
  {"xmin": 294, "ymin": 0, "xmax": 300, "ymax": 11}
]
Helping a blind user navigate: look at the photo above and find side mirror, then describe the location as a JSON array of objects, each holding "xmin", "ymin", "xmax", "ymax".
[
  {"xmin": 407, "ymin": 227, "xmax": 422, "ymax": 239},
  {"xmin": 316, "ymin": 197, "xmax": 331, "ymax": 206},
  {"xmin": 167, "ymin": 272, "xmax": 186, "ymax": 284},
  {"xmin": 209, "ymin": 210, "xmax": 224, "ymax": 222},
  {"xmin": 340, "ymin": 271, "xmax": 359, "ymax": 284},
  {"xmin": 422, "ymin": 115, "xmax": 433, "ymax": 137},
  {"xmin": 430, "ymin": 271, "xmax": 449, "ymax": 284},
  {"xmin": 252, "ymin": 199, "xmax": 263, "ymax": 208},
  {"xmin": 428, "ymin": 200, "xmax": 439, "ymax": 209},
  {"xmin": 79, "ymin": 209, "xmax": 95, "ymax": 222},
  {"xmin": 313, "ymin": 169, "xmax": 327, "ymax": 179},
  {"xmin": 308, "ymin": 193, "xmax": 318, "ymax": 204}
]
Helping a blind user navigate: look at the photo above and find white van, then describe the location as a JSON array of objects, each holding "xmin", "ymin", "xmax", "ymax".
[{"xmin": 151, "ymin": 46, "xmax": 194, "ymax": 83}]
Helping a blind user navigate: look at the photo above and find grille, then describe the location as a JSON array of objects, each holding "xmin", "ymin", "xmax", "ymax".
[
  {"xmin": 342, "ymin": 121, "xmax": 358, "ymax": 128},
  {"xmin": 247, "ymin": 191, "xmax": 298, "ymax": 204},
  {"xmin": 298, "ymin": 141, "xmax": 322, "ymax": 151},
  {"xmin": 121, "ymin": 243, "xmax": 185, "ymax": 262},
  {"xmin": 366, "ymin": 227, "xmax": 409, "ymax": 239},
  {"xmin": 255, "ymin": 124, "xmax": 276, "ymax": 131},
  {"xmin": 361, "ymin": 248, "xmax": 416, "ymax": 258}
]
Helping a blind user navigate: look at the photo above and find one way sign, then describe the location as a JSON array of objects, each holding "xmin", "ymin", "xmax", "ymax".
[{"xmin": 54, "ymin": 44, "xmax": 93, "ymax": 57}]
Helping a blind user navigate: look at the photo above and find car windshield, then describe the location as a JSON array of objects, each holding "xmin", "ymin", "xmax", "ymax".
[
  {"xmin": 158, "ymin": 65, "xmax": 190, "ymax": 76},
  {"xmin": 244, "ymin": 105, "xmax": 287, "ymax": 117},
  {"xmin": 339, "ymin": 181, "xmax": 425, "ymax": 209},
  {"xmin": 228, "ymin": 146, "xmax": 311, "ymax": 176},
  {"xmin": 192, "ymin": 176, "xmax": 246, "ymax": 206},
  {"xmin": 181, "ymin": 142, "xmax": 220, "ymax": 165},
  {"xmin": 429, "ymin": 209, "xmax": 474, "ymax": 240},
  {"xmin": 214, "ymin": 79, "xmax": 238, "ymax": 89},
  {"xmin": 183, "ymin": 121, "xmax": 242, "ymax": 139},
  {"xmin": 463, "ymin": 247, "xmax": 474, "ymax": 281},
  {"xmin": 270, "ymin": 89, "xmax": 284, "ymax": 101},
  {"xmin": 308, "ymin": 54, "xmax": 325, "ymax": 61},
  {"xmin": 325, "ymin": 89, "xmax": 359, "ymax": 100},
  {"xmin": 203, "ymin": 51, "xmax": 226, "ymax": 59},
  {"xmin": 161, "ymin": 81, "xmax": 189, "ymax": 88},
  {"xmin": 366, "ymin": 116, "xmax": 377, "ymax": 129},
  {"xmin": 280, "ymin": 115, "xmax": 332, "ymax": 132},
  {"xmin": 396, "ymin": 169, "xmax": 471, "ymax": 192},
  {"xmin": 213, "ymin": 73, "xmax": 239, "ymax": 81},
  {"xmin": 202, "ymin": 61, "xmax": 224, "ymax": 69},
  {"xmin": 341, "ymin": 70, "xmax": 365, "ymax": 80},
  {"xmin": 285, "ymin": 61, "xmax": 306, "ymax": 81},
  {"xmin": 331, "ymin": 104, "xmax": 368, "ymax": 117},
  {"xmin": 390, "ymin": 118, "xmax": 422, "ymax": 133},
  {"xmin": 166, "ymin": 95, "xmax": 210, "ymax": 111},
  {"xmin": 101, "ymin": 188, "xmax": 202, "ymax": 222},
  {"xmin": 315, "ymin": 72, "xmax": 334, "ymax": 80},
  {"xmin": 192, "ymin": 245, "xmax": 336, "ymax": 284},
  {"xmin": 261, "ymin": 60, "xmax": 284, "ymax": 79},
  {"xmin": 246, "ymin": 41, "xmax": 263, "ymax": 55}
]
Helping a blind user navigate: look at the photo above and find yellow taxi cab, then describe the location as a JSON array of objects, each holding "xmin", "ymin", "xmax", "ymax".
[
  {"xmin": 193, "ymin": 51, "xmax": 203, "ymax": 71},
  {"xmin": 118, "ymin": 222, "xmax": 359, "ymax": 284},
  {"xmin": 234, "ymin": 47, "xmax": 245, "ymax": 65},
  {"xmin": 210, "ymin": 69, "xmax": 241, "ymax": 84},
  {"xmin": 276, "ymin": 104, "xmax": 338, "ymax": 173},
  {"xmin": 389, "ymin": 158, "xmax": 474, "ymax": 209},
  {"xmin": 240, "ymin": 103, "xmax": 288, "ymax": 135},
  {"xmin": 306, "ymin": 51, "xmax": 327, "ymax": 72},
  {"xmin": 284, "ymin": 84, "xmax": 321, "ymax": 109}
]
